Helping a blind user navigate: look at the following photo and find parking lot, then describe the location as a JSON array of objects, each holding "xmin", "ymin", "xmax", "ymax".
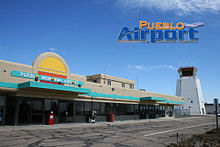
[{"xmin": 0, "ymin": 116, "xmax": 217, "ymax": 147}]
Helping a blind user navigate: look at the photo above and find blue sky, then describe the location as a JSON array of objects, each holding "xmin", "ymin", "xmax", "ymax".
[{"xmin": 0, "ymin": 0, "xmax": 219, "ymax": 102}]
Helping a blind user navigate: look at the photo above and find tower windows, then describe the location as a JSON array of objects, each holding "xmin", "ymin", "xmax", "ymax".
[{"xmin": 107, "ymin": 80, "xmax": 111, "ymax": 85}]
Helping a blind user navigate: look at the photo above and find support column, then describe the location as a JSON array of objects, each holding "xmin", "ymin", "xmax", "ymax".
[
  {"xmin": 172, "ymin": 105, "xmax": 175, "ymax": 118},
  {"xmin": 42, "ymin": 100, "xmax": 45, "ymax": 124},
  {"xmin": 165, "ymin": 105, "xmax": 169, "ymax": 118},
  {"xmin": 2, "ymin": 96, "xmax": 6, "ymax": 125},
  {"xmin": 73, "ymin": 101, "xmax": 76, "ymax": 123},
  {"xmin": 14, "ymin": 98, "xmax": 19, "ymax": 126}
]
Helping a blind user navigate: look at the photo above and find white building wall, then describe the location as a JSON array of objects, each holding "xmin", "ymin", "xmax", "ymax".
[
  {"xmin": 176, "ymin": 77, "xmax": 206, "ymax": 115},
  {"xmin": 195, "ymin": 78, "xmax": 206, "ymax": 114}
]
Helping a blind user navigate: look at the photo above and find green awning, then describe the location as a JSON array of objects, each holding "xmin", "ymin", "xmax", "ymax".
[
  {"xmin": 140, "ymin": 97, "xmax": 167, "ymax": 101},
  {"xmin": 18, "ymin": 81, "xmax": 91, "ymax": 94}
]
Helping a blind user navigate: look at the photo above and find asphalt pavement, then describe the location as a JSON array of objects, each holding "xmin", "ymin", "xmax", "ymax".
[{"xmin": 0, "ymin": 116, "xmax": 217, "ymax": 147}]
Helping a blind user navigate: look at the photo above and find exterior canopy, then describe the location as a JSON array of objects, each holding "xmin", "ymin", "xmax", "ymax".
[{"xmin": 0, "ymin": 52, "xmax": 184, "ymax": 105}]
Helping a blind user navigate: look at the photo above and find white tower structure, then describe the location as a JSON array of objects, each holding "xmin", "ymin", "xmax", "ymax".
[{"xmin": 176, "ymin": 67, "xmax": 206, "ymax": 115}]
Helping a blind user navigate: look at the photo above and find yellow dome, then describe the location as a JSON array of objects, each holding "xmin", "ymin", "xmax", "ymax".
[{"xmin": 38, "ymin": 57, "xmax": 67, "ymax": 76}]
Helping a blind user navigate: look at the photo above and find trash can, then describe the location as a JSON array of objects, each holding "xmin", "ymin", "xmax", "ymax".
[
  {"xmin": 48, "ymin": 111, "xmax": 54, "ymax": 125},
  {"xmin": 88, "ymin": 110, "xmax": 96, "ymax": 123},
  {"xmin": 109, "ymin": 112, "xmax": 114, "ymax": 122}
]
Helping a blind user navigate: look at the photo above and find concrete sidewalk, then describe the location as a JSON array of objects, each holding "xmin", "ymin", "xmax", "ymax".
[
  {"xmin": 0, "ymin": 116, "xmax": 208, "ymax": 132},
  {"xmin": 0, "ymin": 116, "xmax": 215, "ymax": 147}
]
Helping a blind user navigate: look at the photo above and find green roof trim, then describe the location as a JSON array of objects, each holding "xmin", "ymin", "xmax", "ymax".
[
  {"xmin": 0, "ymin": 81, "xmax": 183, "ymax": 105},
  {"xmin": 140, "ymin": 97, "xmax": 167, "ymax": 101},
  {"xmin": 161, "ymin": 100, "xmax": 184, "ymax": 104},
  {"xmin": 82, "ymin": 91, "xmax": 140, "ymax": 101},
  {"xmin": 18, "ymin": 81, "xmax": 91, "ymax": 94},
  {"xmin": 0, "ymin": 81, "xmax": 18, "ymax": 88}
]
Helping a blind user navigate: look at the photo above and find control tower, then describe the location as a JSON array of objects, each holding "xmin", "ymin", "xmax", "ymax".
[{"xmin": 176, "ymin": 67, "xmax": 206, "ymax": 115}]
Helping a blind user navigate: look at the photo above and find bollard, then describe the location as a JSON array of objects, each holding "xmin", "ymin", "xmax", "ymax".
[
  {"xmin": 176, "ymin": 132, "xmax": 179, "ymax": 143},
  {"xmin": 214, "ymin": 98, "xmax": 218, "ymax": 130}
]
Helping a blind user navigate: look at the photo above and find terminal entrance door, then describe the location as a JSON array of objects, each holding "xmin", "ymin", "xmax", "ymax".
[
  {"xmin": 139, "ymin": 105, "xmax": 149, "ymax": 119},
  {"xmin": 44, "ymin": 99, "xmax": 59, "ymax": 124},
  {"xmin": 148, "ymin": 105, "xmax": 156, "ymax": 119},
  {"xmin": 59, "ymin": 101, "xmax": 73, "ymax": 123},
  {"xmin": 168, "ymin": 106, "xmax": 173, "ymax": 117},
  {"xmin": 18, "ymin": 98, "xmax": 43, "ymax": 124}
]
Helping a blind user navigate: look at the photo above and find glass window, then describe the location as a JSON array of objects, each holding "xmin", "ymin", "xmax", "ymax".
[
  {"xmin": 104, "ymin": 103, "xmax": 113, "ymax": 115},
  {"xmin": 159, "ymin": 105, "xmax": 165, "ymax": 117},
  {"xmin": 107, "ymin": 80, "xmax": 111, "ymax": 85},
  {"xmin": 19, "ymin": 100, "xmax": 31, "ymax": 123},
  {"xmin": 93, "ymin": 102, "xmax": 100, "ymax": 115},
  {"xmin": 51, "ymin": 100, "xmax": 58, "ymax": 115},
  {"xmin": 20, "ymin": 99, "xmax": 43, "ymax": 124},
  {"xmin": 59, "ymin": 103, "xmax": 66, "ymax": 115},
  {"xmin": 168, "ymin": 106, "xmax": 173, "ymax": 117},
  {"xmin": 119, "ymin": 104, "xmax": 125, "ymax": 115},
  {"xmin": 67, "ymin": 103, "xmax": 73, "ymax": 116},
  {"xmin": 146, "ymin": 105, "xmax": 149, "ymax": 114},
  {"xmin": 44, "ymin": 99, "xmax": 51, "ymax": 123},
  {"xmin": 84, "ymin": 101, "xmax": 91, "ymax": 115},
  {"xmin": 122, "ymin": 83, "xmax": 125, "ymax": 88},
  {"xmin": 44, "ymin": 99, "xmax": 51, "ymax": 111},
  {"xmin": 59, "ymin": 102, "xmax": 73, "ymax": 122},
  {"xmin": 155, "ymin": 105, "xmax": 159, "ymax": 115},
  {"xmin": 125, "ymin": 104, "xmax": 134, "ymax": 115},
  {"xmin": 100, "ymin": 103, "xmax": 105, "ymax": 115},
  {"xmin": 31, "ymin": 101, "xmax": 43, "ymax": 113},
  {"xmin": 148, "ymin": 105, "xmax": 156, "ymax": 118},
  {"xmin": 113, "ymin": 103, "xmax": 119, "ymax": 115},
  {"xmin": 129, "ymin": 84, "xmax": 133, "ymax": 89},
  {"xmin": 93, "ymin": 79, "xmax": 97, "ymax": 83},
  {"xmin": 134, "ymin": 104, "xmax": 139, "ymax": 115},
  {"xmin": 0, "ymin": 96, "xmax": 5, "ymax": 124},
  {"xmin": 76, "ymin": 101, "xmax": 84, "ymax": 115}
]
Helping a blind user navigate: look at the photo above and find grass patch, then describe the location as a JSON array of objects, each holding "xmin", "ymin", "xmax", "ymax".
[{"xmin": 168, "ymin": 128, "xmax": 220, "ymax": 147}]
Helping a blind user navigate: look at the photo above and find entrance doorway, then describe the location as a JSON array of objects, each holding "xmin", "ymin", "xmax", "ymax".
[
  {"xmin": 59, "ymin": 101, "xmax": 73, "ymax": 123},
  {"xmin": 18, "ymin": 98, "xmax": 43, "ymax": 124},
  {"xmin": 168, "ymin": 106, "xmax": 173, "ymax": 117},
  {"xmin": 139, "ymin": 105, "xmax": 148, "ymax": 119},
  {"xmin": 148, "ymin": 105, "xmax": 156, "ymax": 119}
]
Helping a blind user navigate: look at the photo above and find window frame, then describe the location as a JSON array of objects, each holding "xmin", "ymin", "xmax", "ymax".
[{"xmin": 107, "ymin": 80, "xmax": 111, "ymax": 85}]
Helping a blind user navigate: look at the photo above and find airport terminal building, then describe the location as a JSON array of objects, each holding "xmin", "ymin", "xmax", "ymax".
[{"xmin": 0, "ymin": 52, "xmax": 183, "ymax": 125}]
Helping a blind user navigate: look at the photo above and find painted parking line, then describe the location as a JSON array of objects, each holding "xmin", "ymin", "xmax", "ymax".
[{"xmin": 144, "ymin": 122, "xmax": 214, "ymax": 137}]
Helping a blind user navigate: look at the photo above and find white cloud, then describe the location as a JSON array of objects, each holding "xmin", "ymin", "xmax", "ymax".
[
  {"xmin": 135, "ymin": 65, "xmax": 144, "ymax": 70},
  {"xmin": 47, "ymin": 48, "xmax": 67, "ymax": 55},
  {"xmin": 117, "ymin": 0, "xmax": 220, "ymax": 15},
  {"xmin": 48, "ymin": 48, "xmax": 59, "ymax": 52},
  {"xmin": 129, "ymin": 65, "xmax": 145, "ymax": 70},
  {"xmin": 128, "ymin": 64, "xmax": 177, "ymax": 72}
]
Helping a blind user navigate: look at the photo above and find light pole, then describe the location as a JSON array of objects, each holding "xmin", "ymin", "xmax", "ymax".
[{"xmin": 214, "ymin": 98, "xmax": 218, "ymax": 129}]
